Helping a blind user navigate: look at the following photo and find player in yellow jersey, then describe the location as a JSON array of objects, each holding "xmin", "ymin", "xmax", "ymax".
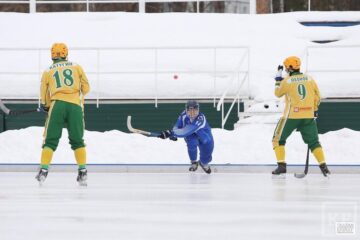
[
  {"xmin": 272, "ymin": 56, "xmax": 330, "ymax": 177},
  {"xmin": 35, "ymin": 43, "xmax": 90, "ymax": 186}
]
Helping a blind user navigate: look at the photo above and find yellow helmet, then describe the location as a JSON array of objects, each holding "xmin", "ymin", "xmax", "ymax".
[
  {"xmin": 283, "ymin": 56, "xmax": 301, "ymax": 70},
  {"xmin": 51, "ymin": 43, "xmax": 68, "ymax": 60}
]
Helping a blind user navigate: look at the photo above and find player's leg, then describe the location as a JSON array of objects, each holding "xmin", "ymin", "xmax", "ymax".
[
  {"xmin": 185, "ymin": 136, "xmax": 199, "ymax": 171},
  {"xmin": 36, "ymin": 101, "xmax": 64, "ymax": 183},
  {"xmin": 199, "ymin": 140, "xmax": 214, "ymax": 174},
  {"xmin": 299, "ymin": 119, "xmax": 330, "ymax": 176},
  {"xmin": 66, "ymin": 103, "xmax": 87, "ymax": 184},
  {"xmin": 271, "ymin": 118, "xmax": 298, "ymax": 175}
]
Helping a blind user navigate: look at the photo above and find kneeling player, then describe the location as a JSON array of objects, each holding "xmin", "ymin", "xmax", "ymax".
[{"xmin": 158, "ymin": 100, "xmax": 214, "ymax": 174}]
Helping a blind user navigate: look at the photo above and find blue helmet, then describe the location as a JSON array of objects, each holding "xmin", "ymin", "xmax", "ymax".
[{"xmin": 186, "ymin": 100, "xmax": 199, "ymax": 110}]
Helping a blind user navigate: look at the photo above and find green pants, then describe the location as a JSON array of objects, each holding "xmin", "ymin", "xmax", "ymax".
[
  {"xmin": 43, "ymin": 100, "xmax": 85, "ymax": 151},
  {"xmin": 272, "ymin": 118, "xmax": 321, "ymax": 151}
]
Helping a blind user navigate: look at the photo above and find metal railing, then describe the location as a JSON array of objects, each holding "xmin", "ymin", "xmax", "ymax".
[
  {"xmin": 216, "ymin": 47, "xmax": 250, "ymax": 129},
  {"xmin": 0, "ymin": 46, "xmax": 250, "ymax": 108}
]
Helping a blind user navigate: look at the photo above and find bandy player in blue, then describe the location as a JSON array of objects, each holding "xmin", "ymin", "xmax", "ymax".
[{"xmin": 158, "ymin": 100, "xmax": 214, "ymax": 174}]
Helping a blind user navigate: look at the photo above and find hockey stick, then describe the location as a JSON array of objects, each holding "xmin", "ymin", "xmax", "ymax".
[
  {"xmin": 294, "ymin": 147, "xmax": 310, "ymax": 179},
  {"xmin": 127, "ymin": 115, "xmax": 161, "ymax": 137},
  {"xmin": 0, "ymin": 99, "xmax": 41, "ymax": 116}
]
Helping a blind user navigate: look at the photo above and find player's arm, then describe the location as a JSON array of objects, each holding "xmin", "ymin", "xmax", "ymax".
[
  {"xmin": 172, "ymin": 124, "xmax": 198, "ymax": 138},
  {"xmin": 312, "ymin": 78, "xmax": 321, "ymax": 118},
  {"xmin": 275, "ymin": 77, "xmax": 289, "ymax": 98},
  {"xmin": 274, "ymin": 65, "xmax": 288, "ymax": 97},
  {"xmin": 78, "ymin": 65, "xmax": 90, "ymax": 95},
  {"xmin": 172, "ymin": 116, "xmax": 205, "ymax": 138},
  {"xmin": 312, "ymin": 79, "xmax": 321, "ymax": 110},
  {"xmin": 39, "ymin": 72, "xmax": 50, "ymax": 111}
]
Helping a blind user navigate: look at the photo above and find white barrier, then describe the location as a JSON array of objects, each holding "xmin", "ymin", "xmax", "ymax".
[{"xmin": 0, "ymin": 46, "xmax": 250, "ymax": 107}]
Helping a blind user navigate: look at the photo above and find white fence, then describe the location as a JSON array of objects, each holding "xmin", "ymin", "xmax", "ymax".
[
  {"xmin": 0, "ymin": 0, "xmax": 253, "ymax": 13},
  {"xmin": 0, "ymin": 46, "xmax": 250, "ymax": 107}
]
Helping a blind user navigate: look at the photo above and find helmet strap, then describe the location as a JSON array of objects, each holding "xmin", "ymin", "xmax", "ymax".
[
  {"xmin": 52, "ymin": 58, "xmax": 67, "ymax": 63},
  {"xmin": 288, "ymin": 68, "xmax": 300, "ymax": 76}
]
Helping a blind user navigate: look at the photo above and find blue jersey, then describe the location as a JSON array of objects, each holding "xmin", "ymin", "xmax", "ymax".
[{"xmin": 172, "ymin": 111, "xmax": 213, "ymax": 145}]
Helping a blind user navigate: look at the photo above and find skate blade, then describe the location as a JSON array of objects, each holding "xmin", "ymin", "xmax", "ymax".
[
  {"xmin": 322, "ymin": 173, "xmax": 330, "ymax": 179},
  {"xmin": 200, "ymin": 167, "xmax": 211, "ymax": 174},
  {"xmin": 37, "ymin": 176, "xmax": 46, "ymax": 186},
  {"xmin": 78, "ymin": 181, "xmax": 88, "ymax": 187},
  {"xmin": 199, "ymin": 164, "xmax": 211, "ymax": 174},
  {"xmin": 272, "ymin": 174, "xmax": 286, "ymax": 179}
]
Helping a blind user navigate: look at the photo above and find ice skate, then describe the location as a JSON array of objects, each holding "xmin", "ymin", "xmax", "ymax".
[
  {"xmin": 319, "ymin": 163, "xmax": 330, "ymax": 177},
  {"xmin": 272, "ymin": 163, "xmax": 286, "ymax": 178},
  {"xmin": 77, "ymin": 168, "xmax": 88, "ymax": 186},
  {"xmin": 35, "ymin": 168, "xmax": 48, "ymax": 185},
  {"xmin": 189, "ymin": 161, "xmax": 199, "ymax": 172},
  {"xmin": 199, "ymin": 162, "xmax": 211, "ymax": 174}
]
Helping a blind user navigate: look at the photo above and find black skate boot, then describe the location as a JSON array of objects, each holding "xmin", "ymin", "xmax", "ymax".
[
  {"xmin": 272, "ymin": 163, "xmax": 287, "ymax": 175},
  {"xmin": 77, "ymin": 168, "xmax": 88, "ymax": 186},
  {"xmin": 319, "ymin": 163, "xmax": 330, "ymax": 177},
  {"xmin": 189, "ymin": 161, "xmax": 199, "ymax": 172},
  {"xmin": 35, "ymin": 168, "xmax": 48, "ymax": 184},
  {"xmin": 199, "ymin": 162, "xmax": 211, "ymax": 174}
]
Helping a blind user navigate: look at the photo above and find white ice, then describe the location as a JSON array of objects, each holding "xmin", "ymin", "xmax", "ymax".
[{"xmin": 0, "ymin": 172, "xmax": 359, "ymax": 240}]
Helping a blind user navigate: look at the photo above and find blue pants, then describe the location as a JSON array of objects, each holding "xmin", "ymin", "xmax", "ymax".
[{"xmin": 185, "ymin": 135, "xmax": 214, "ymax": 165}]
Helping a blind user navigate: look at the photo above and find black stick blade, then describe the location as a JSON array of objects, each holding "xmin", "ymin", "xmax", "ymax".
[{"xmin": 294, "ymin": 173, "xmax": 306, "ymax": 179}]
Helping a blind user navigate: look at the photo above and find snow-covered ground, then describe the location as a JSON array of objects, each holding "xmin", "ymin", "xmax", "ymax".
[{"xmin": 0, "ymin": 125, "xmax": 358, "ymax": 165}]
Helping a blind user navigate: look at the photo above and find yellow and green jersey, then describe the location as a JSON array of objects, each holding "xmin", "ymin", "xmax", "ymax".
[
  {"xmin": 40, "ymin": 60, "xmax": 90, "ymax": 107},
  {"xmin": 275, "ymin": 72, "xmax": 320, "ymax": 119}
]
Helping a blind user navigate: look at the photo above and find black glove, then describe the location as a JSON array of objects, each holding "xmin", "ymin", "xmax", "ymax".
[
  {"xmin": 275, "ymin": 65, "xmax": 284, "ymax": 81},
  {"xmin": 169, "ymin": 135, "xmax": 178, "ymax": 141},
  {"xmin": 314, "ymin": 111, "xmax": 318, "ymax": 119},
  {"xmin": 38, "ymin": 104, "xmax": 49, "ymax": 113},
  {"xmin": 158, "ymin": 130, "xmax": 171, "ymax": 139}
]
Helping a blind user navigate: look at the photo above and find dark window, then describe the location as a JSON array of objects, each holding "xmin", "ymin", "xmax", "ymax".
[
  {"xmin": 146, "ymin": 2, "xmax": 196, "ymax": 13},
  {"xmin": 272, "ymin": 0, "xmax": 307, "ymax": 13},
  {"xmin": 89, "ymin": 3, "xmax": 138, "ymax": 12},
  {"xmin": 310, "ymin": 0, "xmax": 360, "ymax": 11},
  {"xmin": 271, "ymin": 0, "xmax": 360, "ymax": 12},
  {"xmin": 36, "ymin": 3, "xmax": 86, "ymax": 12},
  {"xmin": 0, "ymin": 3, "xmax": 29, "ymax": 13}
]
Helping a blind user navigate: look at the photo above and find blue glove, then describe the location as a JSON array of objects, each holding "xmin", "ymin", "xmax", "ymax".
[
  {"xmin": 275, "ymin": 65, "xmax": 284, "ymax": 81},
  {"xmin": 314, "ymin": 111, "xmax": 318, "ymax": 119},
  {"xmin": 38, "ymin": 104, "xmax": 49, "ymax": 113}
]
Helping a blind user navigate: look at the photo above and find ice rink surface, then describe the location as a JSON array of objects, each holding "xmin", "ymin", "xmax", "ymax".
[{"xmin": 0, "ymin": 172, "xmax": 359, "ymax": 240}]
